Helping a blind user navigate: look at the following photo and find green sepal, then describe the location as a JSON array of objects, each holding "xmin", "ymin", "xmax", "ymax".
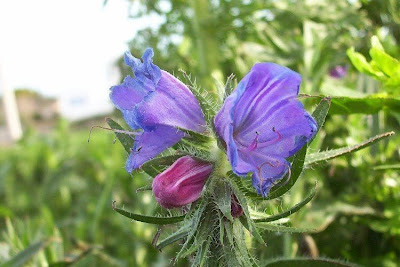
[
  {"xmin": 305, "ymin": 131, "xmax": 394, "ymax": 166},
  {"xmin": 140, "ymin": 154, "xmax": 184, "ymax": 177},
  {"xmin": 310, "ymin": 97, "xmax": 331, "ymax": 143},
  {"xmin": 223, "ymin": 74, "xmax": 236, "ymax": 101},
  {"xmin": 112, "ymin": 202, "xmax": 185, "ymax": 225},
  {"xmin": 213, "ymin": 179, "xmax": 234, "ymax": 222},
  {"xmin": 254, "ymin": 183, "xmax": 317, "ymax": 223},
  {"xmin": 175, "ymin": 126, "xmax": 213, "ymax": 146},
  {"xmin": 106, "ymin": 118, "xmax": 134, "ymax": 153},
  {"xmin": 266, "ymin": 145, "xmax": 308, "ymax": 199},
  {"xmin": 179, "ymin": 70, "xmax": 218, "ymax": 126}
]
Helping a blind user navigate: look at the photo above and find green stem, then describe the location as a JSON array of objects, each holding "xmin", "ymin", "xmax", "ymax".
[
  {"xmin": 283, "ymin": 233, "xmax": 292, "ymax": 258},
  {"xmin": 190, "ymin": 0, "xmax": 222, "ymax": 102}
]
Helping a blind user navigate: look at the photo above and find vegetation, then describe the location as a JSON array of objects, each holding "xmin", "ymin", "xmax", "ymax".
[{"xmin": 1, "ymin": 0, "xmax": 399, "ymax": 266}]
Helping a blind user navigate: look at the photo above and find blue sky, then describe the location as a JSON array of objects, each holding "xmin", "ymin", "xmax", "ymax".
[{"xmin": 0, "ymin": 0, "xmax": 161, "ymax": 120}]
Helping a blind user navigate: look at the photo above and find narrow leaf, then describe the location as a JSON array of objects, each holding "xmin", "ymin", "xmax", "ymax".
[
  {"xmin": 254, "ymin": 184, "xmax": 317, "ymax": 223},
  {"xmin": 256, "ymin": 223, "xmax": 316, "ymax": 233},
  {"xmin": 265, "ymin": 257, "xmax": 359, "ymax": 267},
  {"xmin": 113, "ymin": 202, "xmax": 185, "ymax": 225},
  {"xmin": 329, "ymin": 95, "xmax": 400, "ymax": 115},
  {"xmin": 1, "ymin": 240, "xmax": 49, "ymax": 267},
  {"xmin": 155, "ymin": 229, "xmax": 189, "ymax": 251},
  {"xmin": 305, "ymin": 131, "xmax": 395, "ymax": 166}
]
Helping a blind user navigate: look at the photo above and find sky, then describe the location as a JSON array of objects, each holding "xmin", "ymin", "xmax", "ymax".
[{"xmin": 0, "ymin": 0, "xmax": 160, "ymax": 120}]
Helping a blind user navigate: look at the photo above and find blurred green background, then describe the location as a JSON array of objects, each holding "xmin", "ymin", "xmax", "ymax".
[{"xmin": 1, "ymin": 0, "xmax": 399, "ymax": 266}]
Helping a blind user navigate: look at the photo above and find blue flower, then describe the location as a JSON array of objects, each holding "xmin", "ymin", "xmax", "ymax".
[
  {"xmin": 214, "ymin": 63, "xmax": 317, "ymax": 196},
  {"xmin": 110, "ymin": 48, "xmax": 206, "ymax": 172}
]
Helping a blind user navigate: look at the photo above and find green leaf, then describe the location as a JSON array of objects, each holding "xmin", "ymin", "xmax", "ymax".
[
  {"xmin": 256, "ymin": 223, "xmax": 316, "ymax": 233},
  {"xmin": 264, "ymin": 257, "xmax": 359, "ymax": 267},
  {"xmin": 113, "ymin": 202, "xmax": 185, "ymax": 225},
  {"xmin": 347, "ymin": 47, "xmax": 385, "ymax": 81},
  {"xmin": 328, "ymin": 95, "xmax": 400, "ymax": 115},
  {"xmin": 49, "ymin": 246, "xmax": 96, "ymax": 266},
  {"xmin": 140, "ymin": 155, "xmax": 184, "ymax": 177},
  {"xmin": 155, "ymin": 229, "xmax": 189, "ymax": 251},
  {"xmin": 370, "ymin": 36, "xmax": 400, "ymax": 77},
  {"xmin": 176, "ymin": 200, "xmax": 208, "ymax": 259},
  {"xmin": 254, "ymin": 184, "xmax": 317, "ymax": 223},
  {"xmin": 106, "ymin": 118, "xmax": 134, "ymax": 153},
  {"xmin": 213, "ymin": 180, "xmax": 233, "ymax": 222},
  {"xmin": 305, "ymin": 131, "xmax": 395, "ymax": 166},
  {"xmin": 0, "ymin": 240, "xmax": 49, "ymax": 267},
  {"xmin": 193, "ymin": 237, "xmax": 212, "ymax": 267}
]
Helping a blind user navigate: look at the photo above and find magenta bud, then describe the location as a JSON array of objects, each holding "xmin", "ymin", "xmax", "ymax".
[
  {"xmin": 152, "ymin": 156, "xmax": 213, "ymax": 209},
  {"xmin": 231, "ymin": 194, "xmax": 244, "ymax": 218}
]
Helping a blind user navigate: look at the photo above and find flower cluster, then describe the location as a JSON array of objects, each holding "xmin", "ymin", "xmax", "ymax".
[{"xmin": 110, "ymin": 48, "xmax": 317, "ymax": 210}]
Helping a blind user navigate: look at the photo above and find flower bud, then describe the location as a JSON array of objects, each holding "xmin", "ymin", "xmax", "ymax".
[
  {"xmin": 329, "ymin": 65, "xmax": 348, "ymax": 79},
  {"xmin": 231, "ymin": 194, "xmax": 244, "ymax": 218},
  {"xmin": 152, "ymin": 156, "xmax": 213, "ymax": 209}
]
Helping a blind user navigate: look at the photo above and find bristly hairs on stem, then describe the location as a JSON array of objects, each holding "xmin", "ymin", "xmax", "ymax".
[{"xmin": 88, "ymin": 125, "xmax": 142, "ymax": 143}]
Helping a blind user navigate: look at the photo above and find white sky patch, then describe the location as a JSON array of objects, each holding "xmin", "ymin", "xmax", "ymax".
[{"xmin": 0, "ymin": 0, "xmax": 162, "ymax": 120}]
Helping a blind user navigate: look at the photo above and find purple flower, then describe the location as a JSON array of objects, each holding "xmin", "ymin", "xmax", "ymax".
[
  {"xmin": 152, "ymin": 156, "xmax": 213, "ymax": 209},
  {"xmin": 215, "ymin": 63, "xmax": 317, "ymax": 197},
  {"xmin": 329, "ymin": 65, "xmax": 348, "ymax": 79},
  {"xmin": 110, "ymin": 49, "xmax": 206, "ymax": 172}
]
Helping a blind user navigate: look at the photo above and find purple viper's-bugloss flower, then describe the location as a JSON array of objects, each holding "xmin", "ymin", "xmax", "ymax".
[
  {"xmin": 215, "ymin": 63, "xmax": 317, "ymax": 197},
  {"xmin": 110, "ymin": 49, "xmax": 206, "ymax": 172},
  {"xmin": 329, "ymin": 65, "xmax": 348, "ymax": 79},
  {"xmin": 152, "ymin": 156, "xmax": 213, "ymax": 209}
]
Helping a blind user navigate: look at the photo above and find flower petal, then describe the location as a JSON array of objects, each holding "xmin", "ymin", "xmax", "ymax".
[
  {"xmin": 110, "ymin": 48, "xmax": 207, "ymax": 171},
  {"xmin": 251, "ymin": 156, "xmax": 290, "ymax": 197},
  {"xmin": 152, "ymin": 156, "xmax": 213, "ymax": 208},
  {"xmin": 215, "ymin": 62, "xmax": 317, "ymax": 196},
  {"xmin": 135, "ymin": 70, "xmax": 206, "ymax": 132},
  {"xmin": 125, "ymin": 125, "xmax": 184, "ymax": 172}
]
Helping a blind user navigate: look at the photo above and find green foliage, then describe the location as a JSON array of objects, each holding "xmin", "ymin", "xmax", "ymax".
[
  {"xmin": 0, "ymin": 240, "xmax": 49, "ymax": 267},
  {"xmin": 347, "ymin": 36, "xmax": 400, "ymax": 94},
  {"xmin": 112, "ymin": 203, "xmax": 185, "ymax": 225},
  {"xmin": 305, "ymin": 131, "xmax": 395, "ymax": 165},
  {"xmin": 264, "ymin": 257, "xmax": 359, "ymax": 267}
]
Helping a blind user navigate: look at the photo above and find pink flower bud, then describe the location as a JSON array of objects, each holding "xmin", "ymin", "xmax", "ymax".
[
  {"xmin": 152, "ymin": 156, "xmax": 213, "ymax": 209},
  {"xmin": 231, "ymin": 194, "xmax": 244, "ymax": 218}
]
